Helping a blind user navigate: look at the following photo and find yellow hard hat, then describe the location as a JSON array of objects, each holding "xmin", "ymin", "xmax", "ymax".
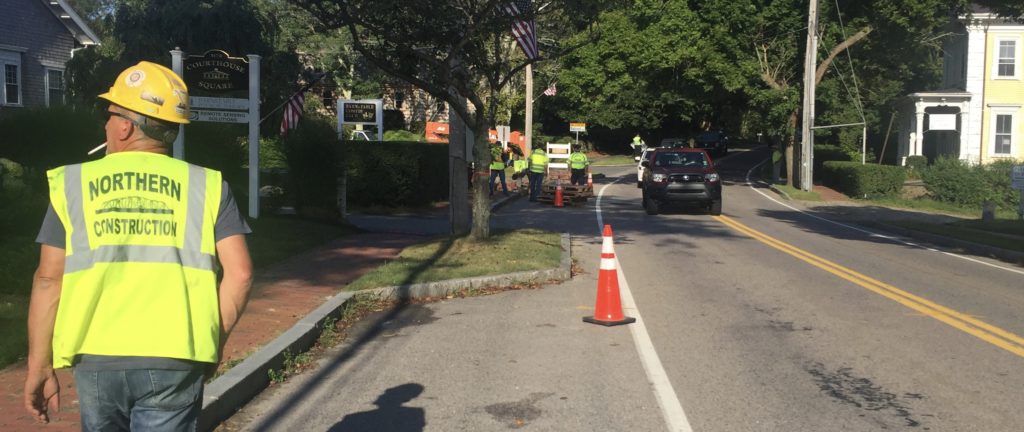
[{"xmin": 99, "ymin": 61, "xmax": 190, "ymax": 124}]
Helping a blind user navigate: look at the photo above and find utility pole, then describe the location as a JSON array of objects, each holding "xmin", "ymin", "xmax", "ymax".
[{"xmin": 800, "ymin": 0, "xmax": 818, "ymax": 192}]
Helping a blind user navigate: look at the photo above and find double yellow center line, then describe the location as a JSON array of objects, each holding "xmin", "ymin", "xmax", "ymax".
[{"xmin": 715, "ymin": 215, "xmax": 1024, "ymax": 358}]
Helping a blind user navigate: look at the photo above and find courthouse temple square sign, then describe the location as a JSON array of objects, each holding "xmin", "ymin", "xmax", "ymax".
[{"xmin": 183, "ymin": 50, "xmax": 248, "ymax": 93}]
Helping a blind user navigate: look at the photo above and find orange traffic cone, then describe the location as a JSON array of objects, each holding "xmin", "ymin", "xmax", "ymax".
[
  {"xmin": 583, "ymin": 225, "xmax": 636, "ymax": 326},
  {"xmin": 587, "ymin": 172, "xmax": 593, "ymax": 188},
  {"xmin": 554, "ymin": 180, "xmax": 564, "ymax": 207}
]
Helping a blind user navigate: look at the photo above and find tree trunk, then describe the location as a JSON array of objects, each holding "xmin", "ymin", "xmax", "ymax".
[
  {"xmin": 785, "ymin": 110, "xmax": 798, "ymax": 188},
  {"xmin": 470, "ymin": 123, "xmax": 492, "ymax": 240}
]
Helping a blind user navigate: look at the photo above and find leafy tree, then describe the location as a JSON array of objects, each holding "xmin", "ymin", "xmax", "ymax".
[{"xmin": 294, "ymin": 0, "xmax": 618, "ymax": 238}]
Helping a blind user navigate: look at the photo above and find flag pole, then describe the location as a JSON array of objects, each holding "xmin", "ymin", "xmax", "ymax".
[
  {"xmin": 525, "ymin": 63, "xmax": 533, "ymax": 155},
  {"xmin": 260, "ymin": 72, "xmax": 326, "ymax": 124}
]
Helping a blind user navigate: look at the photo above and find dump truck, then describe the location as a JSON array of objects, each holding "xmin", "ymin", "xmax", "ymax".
[{"xmin": 537, "ymin": 142, "xmax": 593, "ymax": 205}]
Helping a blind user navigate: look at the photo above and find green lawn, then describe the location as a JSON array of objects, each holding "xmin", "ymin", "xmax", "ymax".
[
  {"xmin": 772, "ymin": 184, "xmax": 823, "ymax": 201},
  {"xmin": 590, "ymin": 155, "xmax": 637, "ymax": 166},
  {"xmin": 0, "ymin": 215, "xmax": 354, "ymax": 370},
  {"xmin": 345, "ymin": 229, "xmax": 561, "ymax": 291}
]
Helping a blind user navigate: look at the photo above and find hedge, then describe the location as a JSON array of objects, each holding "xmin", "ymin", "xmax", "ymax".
[
  {"xmin": 921, "ymin": 156, "xmax": 1020, "ymax": 210},
  {"xmin": 813, "ymin": 144, "xmax": 852, "ymax": 181},
  {"xmin": 821, "ymin": 161, "xmax": 906, "ymax": 198},
  {"xmin": 342, "ymin": 140, "xmax": 449, "ymax": 208}
]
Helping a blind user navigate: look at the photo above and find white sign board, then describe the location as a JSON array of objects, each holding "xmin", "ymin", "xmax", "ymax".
[
  {"xmin": 190, "ymin": 96, "xmax": 249, "ymax": 111},
  {"xmin": 190, "ymin": 109, "xmax": 249, "ymax": 123},
  {"xmin": 929, "ymin": 113, "xmax": 957, "ymax": 131},
  {"xmin": 1012, "ymin": 165, "xmax": 1024, "ymax": 189},
  {"xmin": 569, "ymin": 122, "xmax": 587, "ymax": 132}
]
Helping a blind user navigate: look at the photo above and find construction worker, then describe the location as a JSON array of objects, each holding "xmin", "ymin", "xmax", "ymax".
[
  {"xmin": 527, "ymin": 147, "xmax": 548, "ymax": 202},
  {"xmin": 631, "ymin": 133, "xmax": 645, "ymax": 158},
  {"xmin": 489, "ymin": 141, "xmax": 510, "ymax": 196},
  {"xmin": 569, "ymin": 144, "xmax": 589, "ymax": 186},
  {"xmin": 24, "ymin": 61, "xmax": 254, "ymax": 429}
]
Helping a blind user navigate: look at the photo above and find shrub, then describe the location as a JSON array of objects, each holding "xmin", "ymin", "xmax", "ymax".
[
  {"xmin": 905, "ymin": 155, "xmax": 928, "ymax": 172},
  {"xmin": 0, "ymin": 106, "xmax": 104, "ymax": 189},
  {"xmin": 821, "ymin": 161, "xmax": 906, "ymax": 198},
  {"xmin": 813, "ymin": 144, "xmax": 852, "ymax": 181},
  {"xmin": 342, "ymin": 141, "xmax": 448, "ymax": 207},
  {"xmin": 282, "ymin": 117, "xmax": 344, "ymax": 217},
  {"xmin": 383, "ymin": 130, "xmax": 424, "ymax": 142},
  {"xmin": 922, "ymin": 157, "xmax": 1020, "ymax": 210}
]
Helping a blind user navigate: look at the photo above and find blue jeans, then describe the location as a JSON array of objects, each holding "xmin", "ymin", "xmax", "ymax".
[
  {"xmin": 489, "ymin": 169, "xmax": 508, "ymax": 194},
  {"xmin": 74, "ymin": 367, "xmax": 204, "ymax": 432},
  {"xmin": 527, "ymin": 171, "xmax": 545, "ymax": 200}
]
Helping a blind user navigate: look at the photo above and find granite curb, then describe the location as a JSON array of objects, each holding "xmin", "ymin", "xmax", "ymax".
[{"xmin": 199, "ymin": 232, "xmax": 572, "ymax": 431}]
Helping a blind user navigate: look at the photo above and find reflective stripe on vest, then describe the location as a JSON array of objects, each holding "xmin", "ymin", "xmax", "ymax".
[
  {"xmin": 48, "ymin": 153, "xmax": 222, "ymax": 368},
  {"xmin": 569, "ymin": 153, "xmax": 588, "ymax": 169}
]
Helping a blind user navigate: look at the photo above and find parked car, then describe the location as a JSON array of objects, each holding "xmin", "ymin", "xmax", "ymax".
[
  {"xmin": 636, "ymin": 146, "xmax": 657, "ymax": 188},
  {"xmin": 694, "ymin": 131, "xmax": 728, "ymax": 157},
  {"xmin": 659, "ymin": 137, "xmax": 688, "ymax": 148},
  {"xmin": 640, "ymin": 148, "xmax": 722, "ymax": 215}
]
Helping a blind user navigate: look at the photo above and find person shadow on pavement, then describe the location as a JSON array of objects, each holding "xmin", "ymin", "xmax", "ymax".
[{"xmin": 328, "ymin": 383, "xmax": 426, "ymax": 432}]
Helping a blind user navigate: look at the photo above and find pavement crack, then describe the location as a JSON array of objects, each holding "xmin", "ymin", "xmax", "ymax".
[{"xmin": 805, "ymin": 362, "xmax": 927, "ymax": 428}]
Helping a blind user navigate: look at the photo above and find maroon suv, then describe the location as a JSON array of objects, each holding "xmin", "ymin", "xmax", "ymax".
[{"xmin": 640, "ymin": 148, "xmax": 722, "ymax": 215}]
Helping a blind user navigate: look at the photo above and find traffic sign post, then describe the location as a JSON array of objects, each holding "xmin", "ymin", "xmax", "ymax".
[{"xmin": 569, "ymin": 122, "xmax": 586, "ymax": 146}]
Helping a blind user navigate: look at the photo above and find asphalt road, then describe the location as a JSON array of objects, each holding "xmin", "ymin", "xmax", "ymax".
[{"xmin": 221, "ymin": 147, "xmax": 1023, "ymax": 431}]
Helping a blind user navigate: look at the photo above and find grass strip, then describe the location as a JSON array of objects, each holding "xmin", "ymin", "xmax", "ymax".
[
  {"xmin": 345, "ymin": 229, "xmax": 561, "ymax": 291},
  {"xmin": 772, "ymin": 184, "xmax": 822, "ymax": 201},
  {"xmin": 884, "ymin": 220, "xmax": 1024, "ymax": 253}
]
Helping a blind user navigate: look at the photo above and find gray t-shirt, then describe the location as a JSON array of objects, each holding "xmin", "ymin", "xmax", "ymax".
[{"xmin": 37, "ymin": 180, "xmax": 252, "ymax": 370}]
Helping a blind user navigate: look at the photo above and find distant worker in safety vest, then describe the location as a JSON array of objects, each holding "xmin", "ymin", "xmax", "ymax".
[
  {"xmin": 24, "ymin": 61, "xmax": 254, "ymax": 429},
  {"xmin": 489, "ymin": 141, "xmax": 510, "ymax": 197},
  {"xmin": 569, "ymin": 144, "xmax": 590, "ymax": 186},
  {"xmin": 527, "ymin": 147, "xmax": 548, "ymax": 202},
  {"xmin": 631, "ymin": 133, "xmax": 645, "ymax": 158}
]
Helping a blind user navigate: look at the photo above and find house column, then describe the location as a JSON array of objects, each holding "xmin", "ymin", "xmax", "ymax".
[
  {"xmin": 959, "ymin": 102, "xmax": 971, "ymax": 162},
  {"xmin": 915, "ymin": 109, "xmax": 925, "ymax": 157}
]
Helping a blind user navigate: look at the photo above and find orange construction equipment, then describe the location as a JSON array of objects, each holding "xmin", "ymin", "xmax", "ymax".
[
  {"xmin": 554, "ymin": 180, "xmax": 564, "ymax": 207},
  {"xmin": 583, "ymin": 225, "xmax": 636, "ymax": 326}
]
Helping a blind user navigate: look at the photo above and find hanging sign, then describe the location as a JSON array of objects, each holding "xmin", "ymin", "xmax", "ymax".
[
  {"xmin": 928, "ymin": 113, "xmax": 956, "ymax": 131},
  {"xmin": 183, "ymin": 50, "xmax": 249, "ymax": 93}
]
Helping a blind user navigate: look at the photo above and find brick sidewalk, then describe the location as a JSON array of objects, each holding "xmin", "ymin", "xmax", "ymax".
[{"xmin": 0, "ymin": 232, "xmax": 418, "ymax": 431}]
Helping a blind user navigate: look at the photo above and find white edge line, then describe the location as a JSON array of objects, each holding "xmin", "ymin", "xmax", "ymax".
[
  {"xmin": 595, "ymin": 176, "xmax": 694, "ymax": 432},
  {"xmin": 744, "ymin": 156, "xmax": 1024, "ymax": 276}
]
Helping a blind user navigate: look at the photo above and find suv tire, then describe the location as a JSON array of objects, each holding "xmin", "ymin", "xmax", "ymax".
[
  {"xmin": 709, "ymin": 199, "xmax": 722, "ymax": 216},
  {"xmin": 644, "ymin": 196, "xmax": 660, "ymax": 215}
]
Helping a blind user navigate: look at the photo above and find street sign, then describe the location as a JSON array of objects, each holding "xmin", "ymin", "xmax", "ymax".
[
  {"xmin": 189, "ymin": 109, "xmax": 249, "ymax": 124},
  {"xmin": 569, "ymin": 122, "xmax": 586, "ymax": 132},
  {"xmin": 1012, "ymin": 165, "xmax": 1024, "ymax": 189},
  {"xmin": 342, "ymin": 102, "xmax": 378, "ymax": 123},
  {"xmin": 190, "ymin": 96, "xmax": 248, "ymax": 111}
]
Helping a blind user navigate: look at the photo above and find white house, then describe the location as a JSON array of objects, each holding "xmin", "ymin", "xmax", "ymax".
[{"xmin": 899, "ymin": 4, "xmax": 1023, "ymax": 165}]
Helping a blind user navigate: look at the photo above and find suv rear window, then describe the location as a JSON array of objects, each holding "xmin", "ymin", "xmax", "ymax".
[{"xmin": 654, "ymin": 152, "xmax": 707, "ymax": 168}]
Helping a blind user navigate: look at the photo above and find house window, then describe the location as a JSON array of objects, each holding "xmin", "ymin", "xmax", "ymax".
[
  {"xmin": 994, "ymin": 38, "xmax": 1019, "ymax": 79},
  {"xmin": 0, "ymin": 50, "xmax": 21, "ymax": 105},
  {"xmin": 436, "ymin": 98, "xmax": 445, "ymax": 113},
  {"xmin": 46, "ymin": 69, "xmax": 64, "ymax": 107},
  {"xmin": 994, "ymin": 114, "xmax": 1013, "ymax": 155},
  {"xmin": 394, "ymin": 92, "xmax": 404, "ymax": 109}
]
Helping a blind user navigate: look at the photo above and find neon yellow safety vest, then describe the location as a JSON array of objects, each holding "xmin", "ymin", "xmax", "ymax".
[
  {"xmin": 490, "ymin": 147, "xmax": 506, "ymax": 170},
  {"xmin": 513, "ymin": 159, "xmax": 528, "ymax": 174},
  {"xmin": 46, "ymin": 152, "xmax": 223, "ymax": 368},
  {"xmin": 569, "ymin": 152, "xmax": 589, "ymax": 169},
  {"xmin": 528, "ymin": 151, "xmax": 548, "ymax": 173}
]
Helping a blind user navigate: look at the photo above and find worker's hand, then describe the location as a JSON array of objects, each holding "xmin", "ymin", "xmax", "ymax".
[{"xmin": 24, "ymin": 367, "xmax": 60, "ymax": 424}]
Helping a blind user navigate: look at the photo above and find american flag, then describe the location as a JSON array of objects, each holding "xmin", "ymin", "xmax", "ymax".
[
  {"xmin": 280, "ymin": 89, "xmax": 305, "ymax": 136},
  {"xmin": 543, "ymin": 82, "xmax": 557, "ymax": 96},
  {"xmin": 502, "ymin": 0, "xmax": 538, "ymax": 59}
]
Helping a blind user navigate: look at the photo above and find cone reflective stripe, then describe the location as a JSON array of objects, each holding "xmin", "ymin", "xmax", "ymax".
[
  {"xmin": 584, "ymin": 225, "xmax": 636, "ymax": 326},
  {"xmin": 587, "ymin": 171, "xmax": 593, "ymax": 188},
  {"xmin": 554, "ymin": 180, "xmax": 564, "ymax": 207}
]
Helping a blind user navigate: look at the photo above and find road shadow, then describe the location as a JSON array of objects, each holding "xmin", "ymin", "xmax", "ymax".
[
  {"xmin": 250, "ymin": 237, "xmax": 456, "ymax": 432},
  {"xmin": 327, "ymin": 383, "xmax": 426, "ymax": 432}
]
